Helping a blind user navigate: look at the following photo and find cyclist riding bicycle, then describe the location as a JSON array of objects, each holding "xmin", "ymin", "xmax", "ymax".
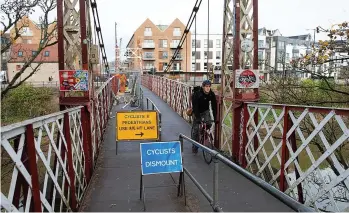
[{"xmin": 191, "ymin": 80, "xmax": 217, "ymax": 153}]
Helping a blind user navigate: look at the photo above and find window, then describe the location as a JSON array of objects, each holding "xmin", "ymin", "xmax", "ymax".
[
  {"xmin": 278, "ymin": 41, "xmax": 285, "ymax": 49},
  {"xmin": 144, "ymin": 39, "xmax": 153, "ymax": 43},
  {"xmin": 192, "ymin": 39, "xmax": 202, "ymax": 48},
  {"xmin": 258, "ymin": 40, "xmax": 264, "ymax": 48},
  {"xmin": 258, "ymin": 50, "xmax": 263, "ymax": 60},
  {"xmin": 204, "ymin": 39, "xmax": 213, "ymax": 48},
  {"xmin": 144, "ymin": 27, "xmax": 152, "ymax": 36},
  {"xmin": 32, "ymin": 51, "xmax": 38, "ymax": 56},
  {"xmin": 159, "ymin": 62, "xmax": 168, "ymax": 71},
  {"xmin": 194, "ymin": 52, "xmax": 200, "ymax": 59},
  {"xmin": 204, "ymin": 51, "xmax": 213, "ymax": 59},
  {"xmin": 143, "ymin": 39, "xmax": 154, "ymax": 48},
  {"xmin": 173, "ymin": 27, "xmax": 181, "ymax": 36},
  {"xmin": 20, "ymin": 27, "xmax": 33, "ymax": 36},
  {"xmin": 173, "ymin": 62, "xmax": 181, "ymax": 71},
  {"xmin": 159, "ymin": 51, "xmax": 168, "ymax": 59},
  {"xmin": 192, "ymin": 63, "xmax": 196, "ymax": 71},
  {"xmin": 216, "ymin": 39, "xmax": 221, "ymax": 48},
  {"xmin": 44, "ymin": 51, "xmax": 50, "ymax": 57},
  {"xmin": 195, "ymin": 63, "xmax": 201, "ymax": 70},
  {"xmin": 143, "ymin": 52, "xmax": 154, "ymax": 59},
  {"xmin": 171, "ymin": 39, "xmax": 180, "ymax": 48},
  {"xmin": 204, "ymin": 62, "xmax": 212, "ymax": 70},
  {"xmin": 216, "ymin": 51, "xmax": 221, "ymax": 59},
  {"xmin": 286, "ymin": 53, "xmax": 290, "ymax": 61},
  {"xmin": 18, "ymin": 51, "xmax": 23, "ymax": 57},
  {"xmin": 159, "ymin": 39, "xmax": 167, "ymax": 48}
]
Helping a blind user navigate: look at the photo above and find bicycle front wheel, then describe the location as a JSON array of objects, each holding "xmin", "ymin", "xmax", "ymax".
[{"xmin": 202, "ymin": 134, "xmax": 213, "ymax": 164}]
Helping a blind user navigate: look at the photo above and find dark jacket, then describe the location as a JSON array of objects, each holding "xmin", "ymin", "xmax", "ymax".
[{"xmin": 192, "ymin": 88, "xmax": 217, "ymax": 121}]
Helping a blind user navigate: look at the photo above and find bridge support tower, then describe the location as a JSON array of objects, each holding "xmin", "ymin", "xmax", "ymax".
[{"xmin": 220, "ymin": 0, "xmax": 259, "ymax": 164}]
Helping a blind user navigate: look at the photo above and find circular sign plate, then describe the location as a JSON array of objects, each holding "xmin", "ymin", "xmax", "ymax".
[
  {"xmin": 237, "ymin": 69, "xmax": 257, "ymax": 88},
  {"xmin": 241, "ymin": 39, "xmax": 254, "ymax": 53}
]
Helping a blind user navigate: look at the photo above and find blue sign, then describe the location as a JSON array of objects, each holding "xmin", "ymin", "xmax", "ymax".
[{"xmin": 140, "ymin": 141, "xmax": 183, "ymax": 175}]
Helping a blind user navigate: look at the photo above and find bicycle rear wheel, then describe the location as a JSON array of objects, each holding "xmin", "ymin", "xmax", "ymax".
[{"xmin": 202, "ymin": 133, "xmax": 213, "ymax": 164}]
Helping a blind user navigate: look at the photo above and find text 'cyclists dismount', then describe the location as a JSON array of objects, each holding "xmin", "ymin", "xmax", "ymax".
[
  {"xmin": 116, "ymin": 111, "xmax": 159, "ymax": 141},
  {"xmin": 140, "ymin": 141, "xmax": 183, "ymax": 175}
]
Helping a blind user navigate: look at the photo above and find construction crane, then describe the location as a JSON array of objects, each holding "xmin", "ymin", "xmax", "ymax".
[
  {"xmin": 115, "ymin": 22, "xmax": 119, "ymax": 72},
  {"xmin": 119, "ymin": 38, "xmax": 122, "ymax": 70}
]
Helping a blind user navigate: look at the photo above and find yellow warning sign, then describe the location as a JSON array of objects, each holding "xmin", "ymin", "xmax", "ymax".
[{"xmin": 116, "ymin": 111, "xmax": 159, "ymax": 141}]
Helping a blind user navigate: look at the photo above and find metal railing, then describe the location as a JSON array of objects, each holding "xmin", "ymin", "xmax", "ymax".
[
  {"xmin": 142, "ymin": 74, "xmax": 349, "ymax": 212},
  {"xmin": 1, "ymin": 76, "xmax": 118, "ymax": 212},
  {"xmin": 179, "ymin": 134, "xmax": 313, "ymax": 212}
]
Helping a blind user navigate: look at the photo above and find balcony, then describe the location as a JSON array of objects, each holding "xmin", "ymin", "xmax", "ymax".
[
  {"xmin": 143, "ymin": 55, "xmax": 155, "ymax": 60},
  {"xmin": 143, "ymin": 66, "xmax": 155, "ymax": 71},
  {"xmin": 144, "ymin": 31, "xmax": 152, "ymax": 36},
  {"xmin": 170, "ymin": 42, "xmax": 182, "ymax": 49},
  {"xmin": 142, "ymin": 42, "xmax": 155, "ymax": 48},
  {"xmin": 171, "ymin": 55, "xmax": 183, "ymax": 60}
]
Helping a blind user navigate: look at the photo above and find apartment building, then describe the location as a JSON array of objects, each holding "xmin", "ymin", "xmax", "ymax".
[
  {"xmin": 7, "ymin": 43, "xmax": 59, "ymax": 83},
  {"xmin": 9, "ymin": 16, "xmax": 57, "ymax": 45},
  {"xmin": 258, "ymin": 27, "xmax": 314, "ymax": 81},
  {"xmin": 126, "ymin": 18, "xmax": 191, "ymax": 73},
  {"xmin": 191, "ymin": 34, "xmax": 223, "ymax": 72},
  {"xmin": 1, "ymin": 33, "xmax": 11, "ymax": 71}
]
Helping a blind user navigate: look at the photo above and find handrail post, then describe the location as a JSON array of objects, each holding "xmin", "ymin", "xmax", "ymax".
[
  {"xmin": 25, "ymin": 124, "xmax": 42, "ymax": 212},
  {"xmin": 64, "ymin": 112, "xmax": 77, "ymax": 210},
  {"xmin": 213, "ymin": 155, "xmax": 219, "ymax": 209}
]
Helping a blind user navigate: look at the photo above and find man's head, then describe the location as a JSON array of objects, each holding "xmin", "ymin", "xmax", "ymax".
[{"xmin": 202, "ymin": 80, "xmax": 211, "ymax": 94}]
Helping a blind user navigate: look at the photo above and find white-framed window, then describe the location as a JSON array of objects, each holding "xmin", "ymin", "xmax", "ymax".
[
  {"xmin": 144, "ymin": 27, "xmax": 152, "ymax": 36},
  {"xmin": 173, "ymin": 27, "xmax": 181, "ymax": 36}
]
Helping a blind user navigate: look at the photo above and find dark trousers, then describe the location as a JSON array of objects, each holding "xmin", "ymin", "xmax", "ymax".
[{"xmin": 191, "ymin": 110, "xmax": 212, "ymax": 150}]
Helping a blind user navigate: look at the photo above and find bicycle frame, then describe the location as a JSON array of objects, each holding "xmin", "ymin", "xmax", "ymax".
[{"xmin": 199, "ymin": 121, "xmax": 214, "ymax": 147}]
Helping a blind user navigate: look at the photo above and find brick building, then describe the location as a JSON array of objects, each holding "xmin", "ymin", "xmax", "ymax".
[{"xmin": 126, "ymin": 18, "xmax": 191, "ymax": 73}]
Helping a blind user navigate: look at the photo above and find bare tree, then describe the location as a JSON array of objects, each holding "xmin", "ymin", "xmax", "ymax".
[{"xmin": 1, "ymin": 0, "xmax": 57, "ymax": 99}]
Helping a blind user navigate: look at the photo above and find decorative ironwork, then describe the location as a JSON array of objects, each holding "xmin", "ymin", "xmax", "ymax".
[
  {"xmin": 1, "ymin": 76, "xmax": 118, "ymax": 211},
  {"xmin": 141, "ymin": 74, "xmax": 349, "ymax": 212}
]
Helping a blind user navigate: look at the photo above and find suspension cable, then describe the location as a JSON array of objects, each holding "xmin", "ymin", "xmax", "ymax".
[
  {"xmin": 90, "ymin": 0, "xmax": 110, "ymax": 77},
  {"xmin": 164, "ymin": 0, "xmax": 203, "ymax": 73},
  {"xmin": 207, "ymin": 0, "xmax": 210, "ymax": 77},
  {"xmin": 194, "ymin": 16, "xmax": 197, "ymax": 86}
]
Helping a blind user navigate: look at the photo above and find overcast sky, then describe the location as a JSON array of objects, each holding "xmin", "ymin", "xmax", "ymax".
[
  {"xmin": 2, "ymin": 0, "xmax": 348, "ymax": 61},
  {"xmin": 97, "ymin": 0, "xmax": 348, "ymax": 61}
]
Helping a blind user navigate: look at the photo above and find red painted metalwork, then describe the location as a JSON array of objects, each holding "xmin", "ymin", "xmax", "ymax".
[
  {"xmin": 142, "ymin": 74, "xmax": 349, "ymax": 211},
  {"xmin": 280, "ymin": 106, "xmax": 289, "ymax": 192},
  {"xmin": 1, "ymin": 76, "xmax": 117, "ymax": 211},
  {"xmin": 81, "ymin": 107, "xmax": 92, "ymax": 183},
  {"xmin": 25, "ymin": 124, "xmax": 42, "ymax": 212},
  {"xmin": 64, "ymin": 113, "xmax": 77, "ymax": 210},
  {"xmin": 57, "ymin": 0, "xmax": 64, "ymax": 71},
  {"xmin": 240, "ymin": 103, "xmax": 249, "ymax": 167}
]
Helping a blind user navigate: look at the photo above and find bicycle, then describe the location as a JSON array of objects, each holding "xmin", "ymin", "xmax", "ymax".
[{"xmin": 193, "ymin": 119, "xmax": 215, "ymax": 164}]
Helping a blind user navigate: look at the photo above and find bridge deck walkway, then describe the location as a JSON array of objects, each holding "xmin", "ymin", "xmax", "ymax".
[{"xmin": 80, "ymin": 86, "xmax": 293, "ymax": 212}]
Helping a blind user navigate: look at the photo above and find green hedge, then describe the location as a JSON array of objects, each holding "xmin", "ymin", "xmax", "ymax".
[{"xmin": 1, "ymin": 84, "xmax": 59, "ymax": 125}]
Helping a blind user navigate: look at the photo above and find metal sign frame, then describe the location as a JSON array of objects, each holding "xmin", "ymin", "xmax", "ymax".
[{"xmin": 139, "ymin": 141, "xmax": 185, "ymax": 212}]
